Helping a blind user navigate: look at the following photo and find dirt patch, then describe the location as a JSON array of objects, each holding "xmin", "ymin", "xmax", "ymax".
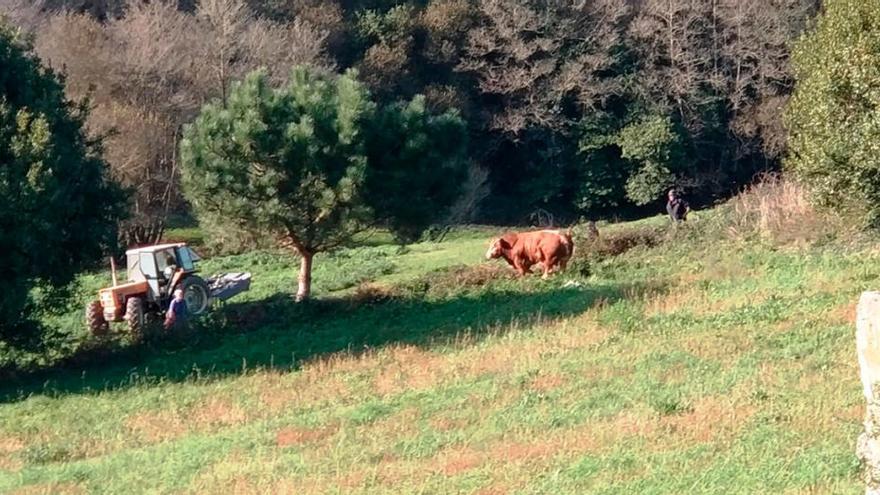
[
  {"xmin": 828, "ymin": 301, "xmax": 858, "ymax": 325},
  {"xmin": 276, "ymin": 426, "xmax": 337, "ymax": 448},
  {"xmin": 840, "ymin": 402, "xmax": 865, "ymax": 423},
  {"xmin": 0, "ymin": 436, "xmax": 24, "ymax": 471},
  {"xmin": 0, "ymin": 436, "xmax": 24, "ymax": 454},
  {"xmin": 0, "ymin": 455, "xmax": 23, "ymax": 472}
]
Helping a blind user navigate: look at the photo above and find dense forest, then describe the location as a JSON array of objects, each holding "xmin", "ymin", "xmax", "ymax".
[{"xmin": 1, "ymin": 0, "xmax": 820, "ymax": 241}]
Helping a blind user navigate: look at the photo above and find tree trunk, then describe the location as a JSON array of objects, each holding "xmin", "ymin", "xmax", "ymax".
[{"xmin": 296, "ymin": 251, "xmax": 313, "ymax": 302}]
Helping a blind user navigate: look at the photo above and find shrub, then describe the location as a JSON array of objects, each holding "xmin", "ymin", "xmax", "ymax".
[
  {"xmin": 397, "ymin": 263, "xmax": 511, "ymax": 300},
  {"xmin": 568, "ymin": 224, "xmax": 665, "ymax": 276},
  {"xmin": 0, "ymin": 22, "xmax": 123, "ymax": 340},
  {"xmin": 785, "ymin": 0, "xmax": 880, "ymax": 223}
]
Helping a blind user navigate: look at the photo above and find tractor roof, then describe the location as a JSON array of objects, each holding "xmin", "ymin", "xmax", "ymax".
[{"xmin": 125, "ymin": 243, "xmax": 187, "ymax": 256}]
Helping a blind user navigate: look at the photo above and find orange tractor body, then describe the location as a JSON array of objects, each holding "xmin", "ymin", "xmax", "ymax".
[{"xmin": 98, "ymin": 281, "xmax": 149, "ymax": 322}]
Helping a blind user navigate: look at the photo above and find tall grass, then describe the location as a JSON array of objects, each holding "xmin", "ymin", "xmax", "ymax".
[{"xmin": 727, "ymin": 174, "xmax": 845, "ymax": 246}]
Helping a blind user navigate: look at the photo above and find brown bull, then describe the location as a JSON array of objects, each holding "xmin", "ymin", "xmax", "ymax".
[{"xmin": 486, "ymin": 229, "xmax": 574, "ymax": 278}]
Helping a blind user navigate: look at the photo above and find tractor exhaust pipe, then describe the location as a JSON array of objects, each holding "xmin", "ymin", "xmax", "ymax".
[{"xmin": 110, "ymin": 257, "xmax": 118, "ymax": 287}]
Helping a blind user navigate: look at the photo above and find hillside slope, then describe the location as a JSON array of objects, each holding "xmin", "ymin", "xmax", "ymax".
[{"xmin": 0, "ymin": 214, "xmax": 869, "ymax": 494}]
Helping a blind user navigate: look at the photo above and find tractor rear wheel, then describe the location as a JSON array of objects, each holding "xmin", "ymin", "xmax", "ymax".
[
  {"xmin": 125, "ymin": 297, "xmax": 145, "ymax": 341},
  {"xmin": 85, "ymin": 300, "xmax": 109, "ymax": 336},
  {"xmin": 181, "ymin": 276, "xmax": 210, "ymax": 315}
]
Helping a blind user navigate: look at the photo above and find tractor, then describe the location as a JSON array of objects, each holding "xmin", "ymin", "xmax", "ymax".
[{"xmin": 85, "ymin": 243, "xmax": 249, "ymax": 338}]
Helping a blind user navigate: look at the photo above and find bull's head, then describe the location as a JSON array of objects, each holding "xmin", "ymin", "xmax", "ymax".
[{"xmin": 486, "ymin": 238, "xmax": 509, "ymax": 260}]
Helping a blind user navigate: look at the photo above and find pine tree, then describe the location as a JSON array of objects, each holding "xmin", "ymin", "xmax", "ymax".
[
  {"xmin": 363, "ymin": 95, "xmax": 468, "ymax": 243},
  {"xmin": 181, "ymin": 67, "xmax": 467, "ymax": 300}
]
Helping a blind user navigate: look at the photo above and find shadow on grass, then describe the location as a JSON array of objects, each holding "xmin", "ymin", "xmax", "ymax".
[{"xmin": 0, "ymin": 279, "xmax": 665, "ymax": 402}]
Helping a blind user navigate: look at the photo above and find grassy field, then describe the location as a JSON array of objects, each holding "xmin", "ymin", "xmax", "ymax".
[{"xmin": 0, "ymin": 211, "xmax": 871, "ymax": 494}]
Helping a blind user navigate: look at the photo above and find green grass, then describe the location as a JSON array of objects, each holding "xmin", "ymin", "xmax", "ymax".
[{"xmin": 0, "ymin": 216, "xmax": 869, "ymax": 494}]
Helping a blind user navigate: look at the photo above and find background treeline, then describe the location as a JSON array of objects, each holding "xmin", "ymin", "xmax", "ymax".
[{"xmin": 1, "ymin": 0, "xmax": 819, "ymax": 240}]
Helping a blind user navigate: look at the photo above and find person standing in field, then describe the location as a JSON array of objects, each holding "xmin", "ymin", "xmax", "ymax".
[
  {"xmin": 164, "ymin": 288, "xmax": 188, "ymax": 330},
  {"xmin": 666, "ymin": 188, "xmax": 689, "ymax": 223}
]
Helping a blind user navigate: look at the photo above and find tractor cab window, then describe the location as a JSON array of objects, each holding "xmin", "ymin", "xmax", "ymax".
[
  {"xmin": 177, "ymin": 247, "xmax": 195, "ymax": 271},
  {"xmin": 139, "ymin": 252, "xmax": 158, "ymax": 280},
  {"xmin": 127, "ymin": 255, "xmax": 144, "ymax": 282},
  {"xmin": 156, "ymin": 249, "xmax": 178, "ymax": 279}
]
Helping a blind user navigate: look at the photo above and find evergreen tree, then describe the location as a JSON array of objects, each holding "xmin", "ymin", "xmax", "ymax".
[
  {"xmin": 786, "ymin": 0, "xmax": 880, "ymax": 223},
  {"xmin": 364, "ymin": 95, "xmax": 468, "ymax": 243},
  {"xmin": 0, "ymin": 22, "xmax": 123, "ymax": 339},
  {"xmin": 181, "ymin": 67, "xmax": 467, "ymax": 300}
]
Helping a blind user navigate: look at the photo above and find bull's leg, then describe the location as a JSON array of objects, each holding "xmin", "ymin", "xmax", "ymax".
[{"xmin": 542, "ymin": 255, "xmax": 557, "ymax": 279}]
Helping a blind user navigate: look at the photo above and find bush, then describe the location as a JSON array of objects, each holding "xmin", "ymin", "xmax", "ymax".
[
  {"xmin": 567, "ymin": 224, "xmax": 665, "ymax": 276},
  {"xmin": 0, "ymin": 22, "xmax": 123, "ymax": 340},
  {"xmin": 785, "ymin": 0, "xmax": 880, "ymax": 223},
  {"xmin": 397, "ymin": 263, "xmax": 511, "ymax": 300}
]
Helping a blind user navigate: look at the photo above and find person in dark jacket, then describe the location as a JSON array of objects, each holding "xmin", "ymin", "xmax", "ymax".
[
  {"xmin": 666, "ymin": 189, "xmax": 689, "ymax": 223},
  {"xmin": 164, "ymin": 288, "xmax": 188, "ymax": 330}
]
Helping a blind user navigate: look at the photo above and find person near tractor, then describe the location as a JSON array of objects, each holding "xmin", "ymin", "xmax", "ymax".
[
  {"xmin": 162, "ymin": 252, "xmax": 178, "ymax": 280},
  {"xmin": 164, "ymin": 288, "xmax": 188, "ymax": 330},
  {"xmin": 666, "ymin": 188, "xmax": 689, "ymax": 223}
]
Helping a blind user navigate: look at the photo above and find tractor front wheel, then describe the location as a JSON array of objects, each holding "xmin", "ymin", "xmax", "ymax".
[
  {"xmin": 181, "ymin": 276, "xmax": 210, "ymax": 316},
  {"xmin": 85, "ymin": 300, "xmax": 109, "ymax": 336},
  {"xmin": 125, "ymin": 297, "xmax": 145, "ymax": 341}
]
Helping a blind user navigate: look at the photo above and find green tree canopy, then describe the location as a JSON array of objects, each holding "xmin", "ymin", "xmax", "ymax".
[
  {"xmin": 364, "ymin": 95, "xmax": 468, "ymax": 243},
  {"xmin": 0, "ymin": 22, "xmax": 123, "ymax": 339},
  {"xmin": 181, "ymin": 67, "xmax": 467, "ymax": 301},
  {"xmin": 786, "ymin": 0, "xmax": 880, "ymax": 223}
]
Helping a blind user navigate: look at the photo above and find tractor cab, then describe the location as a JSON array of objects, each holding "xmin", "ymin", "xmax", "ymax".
[{"xmin": 126, "ymin": 243, "xmax": 201, "ymax": 301}]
